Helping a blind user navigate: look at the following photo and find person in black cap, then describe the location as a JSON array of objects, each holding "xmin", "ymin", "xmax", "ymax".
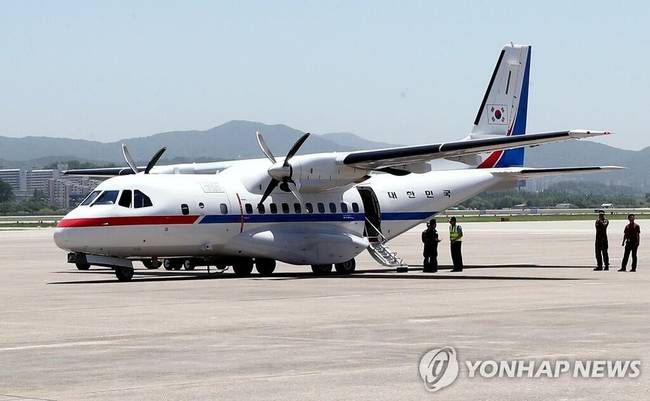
[
  {"xmin": 594, "ymin": 211, "xmax": 609, "ymax": 271},
  {"xmin": 421, "ymin": 219, "xmax": 441, "ymax": 272},
  {"xmin": 619, "ymin": 213, "xmax": 640, "ymax": 272}
]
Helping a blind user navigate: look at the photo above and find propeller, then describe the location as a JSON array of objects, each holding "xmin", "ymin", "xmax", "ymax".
[
  {"xmin": 121, "ymin": 144, "xmax": 167, "ymax": 175},
  {"xmin": 256, "ymin": 131, "xmax": 309, "ymax": 206}
]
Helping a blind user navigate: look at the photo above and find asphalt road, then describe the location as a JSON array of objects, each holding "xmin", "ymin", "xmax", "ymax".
[{"xmin": 0, "ymin": 220, "xmax": 648, "ymax": 401}]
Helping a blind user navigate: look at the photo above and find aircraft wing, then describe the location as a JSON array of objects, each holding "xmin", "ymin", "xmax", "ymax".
[
  {"xmin": 342, "ymin": 130, "xmax": 610, "ymax": 169},
  {"xmin": 64, "ymin": 160, "xmax": 238, "ymax": 177}
]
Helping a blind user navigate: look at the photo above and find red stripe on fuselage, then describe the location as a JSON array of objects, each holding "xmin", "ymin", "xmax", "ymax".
[{"xmin": 57, "ymin": 215, "xmax": 200, "ymax": 228}]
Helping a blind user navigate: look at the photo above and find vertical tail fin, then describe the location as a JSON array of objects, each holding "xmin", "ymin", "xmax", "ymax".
[{"xmin": 473, "ymin": 43, "xmax": 531, "ymax": 168}]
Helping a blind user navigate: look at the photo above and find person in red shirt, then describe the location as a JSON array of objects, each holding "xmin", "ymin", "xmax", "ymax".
[{"xmin": 619, "ymin": 214, "xmax": 640, "ymax": 272}]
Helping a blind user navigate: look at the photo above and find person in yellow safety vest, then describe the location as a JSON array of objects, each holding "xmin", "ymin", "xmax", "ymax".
[{"xmin": 449, "ymin": 216, "xmax": 463, "ymax": 272}]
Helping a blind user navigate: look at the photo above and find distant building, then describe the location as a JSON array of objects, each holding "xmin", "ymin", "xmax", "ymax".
[
  {"xmin": 0, "ymin": 169, "xmax": 22, "ymax": 192},
  {"xmin": 0, "ymin": 168, "xmax": 100, "ymax": 208}
]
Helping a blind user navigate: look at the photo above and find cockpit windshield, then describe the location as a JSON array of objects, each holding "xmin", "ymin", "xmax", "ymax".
[
  {"xmin": 134, "ymin": 190, "xmax": 153, "ymax": 208},
  {"xmin": 80, "ymin": 190, "xmax": 101, "ymax": 206},
  {"xmin": 92, "ymin": 190, "xmax": 120, "ymax": 205}
]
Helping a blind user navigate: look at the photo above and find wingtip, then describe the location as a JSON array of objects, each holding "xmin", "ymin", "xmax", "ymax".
[{"xmin": 569, "ymin": 129, "xmax": 615, "ymax": 137}]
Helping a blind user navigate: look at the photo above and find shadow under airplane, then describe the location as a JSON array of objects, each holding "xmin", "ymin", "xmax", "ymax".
[{"xmin": 48, "ymin": 264, "xmax": 590, "ymax": 285}]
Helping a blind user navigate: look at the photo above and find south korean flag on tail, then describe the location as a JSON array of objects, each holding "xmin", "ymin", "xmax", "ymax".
[{"xmin": 487, "ymin": 104, "xmax": 508, "ymax": 125}]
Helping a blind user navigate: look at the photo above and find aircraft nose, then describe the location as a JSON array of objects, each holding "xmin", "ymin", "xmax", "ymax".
[{"xmin": 53, "ymin": 227, "xmax": 70, "ymax": 250}]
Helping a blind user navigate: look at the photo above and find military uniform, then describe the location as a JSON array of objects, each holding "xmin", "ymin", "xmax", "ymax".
[
  {"xmin": 620, "ymin": 221, "xmax": 640, "ymax": 272},
  {"xmin": 594, "ymin": 217, "xmax": 609, "ymax": 270},
  {"xmin": 422, "ymin": 226, "xmax": 439, "ymax": 272}
]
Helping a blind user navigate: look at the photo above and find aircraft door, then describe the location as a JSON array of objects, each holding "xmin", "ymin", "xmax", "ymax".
[{"xmin": 356, "ymin": 186, "xmax": 382, "ymax": 240}]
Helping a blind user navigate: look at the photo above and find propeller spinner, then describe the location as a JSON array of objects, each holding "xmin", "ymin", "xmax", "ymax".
[{"xmin": 256, "ymin": 131, "xmax": 310, "ymax": 206}]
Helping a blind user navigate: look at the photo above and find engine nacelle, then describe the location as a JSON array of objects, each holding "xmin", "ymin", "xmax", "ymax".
[
  {"xmin": 291, "ymin": 154, "xmax": 369, "ymax": 192},
  {"xmin": 237, "ymin": 153, "xmax": 370, "ymax": 194}
]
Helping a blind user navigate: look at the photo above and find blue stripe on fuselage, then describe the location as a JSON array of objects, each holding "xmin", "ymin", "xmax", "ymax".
[{"xmin": 198, "ymin": 211, "xmax": 437, "ymax": 224}]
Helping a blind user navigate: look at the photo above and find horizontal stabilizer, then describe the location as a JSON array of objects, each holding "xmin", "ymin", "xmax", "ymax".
[{"xmin": 490, "ymin": 166, "xmax": 624, "ymax": 179}]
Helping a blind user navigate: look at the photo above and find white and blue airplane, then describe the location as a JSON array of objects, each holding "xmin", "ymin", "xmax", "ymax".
[{"xmin": 54, "ymin": 43, "xmax": 619, "ymax": 281}]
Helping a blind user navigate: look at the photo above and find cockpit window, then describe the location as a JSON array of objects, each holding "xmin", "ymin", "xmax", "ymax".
[
  {"xmin": 118, "ymin": 190, "xmax": 132, "ymax": 208},
  {"xmin": 80, "ymin": 190, "xmax": 101, "ymax": 206},
  {"xmin": 93, "ymin": 190, "xmax": 119, "ymax": 205},
  {"xmin": 134, "ymin": 190, "xmax": 153, "ymax": 208}
]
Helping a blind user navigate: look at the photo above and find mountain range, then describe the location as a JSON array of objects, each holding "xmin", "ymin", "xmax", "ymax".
[{"xmin": 1, "ymin": 120, "xmax": 647, "ymax": 191}]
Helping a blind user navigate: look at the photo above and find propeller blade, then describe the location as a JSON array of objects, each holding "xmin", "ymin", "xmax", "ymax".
[
  {"xmin": 285, "ymin": 181, "xmax": 303, "ymax": 204},
  {"xmin": 258, "ymin": 178, "xmax": 279, "ymax": 206},
  {"xmin": 144, "ymin": 147, "xmax": 167, "ymax": 174},
  {"xmin": 256, "ymin": 131, "xmax": 276, "ymax": 164},
  {"xmin": 283, "ymin": 132, "xmax": 310, "ymax": 166},
  {"xmin": 121, "ymin": 144, "xmax": 139, "ymax": 174}
]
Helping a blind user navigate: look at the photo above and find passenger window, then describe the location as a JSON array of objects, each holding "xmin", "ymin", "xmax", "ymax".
[
  {"xmin": 181, "ymin": 204, "xmax": 189, "ymax": 215},
  {"xmin": 93, "ymin": 190, "xmax": 119, "ymax": 205},
  {"xmin": 220, "ymin": 203, "xmax": 228, "ymax": 214},
  {"xmin": 305, "ymin": 203, "xmax": 314, "ymax": 214},
  {"xmin": 329, "ymin": 202, "xmax": 336, "ymax": 213},
  {"xmin": 317, "ymin": 202, "xmax": 325, "ymax": 213},
  {"xmin": 294, "ymin": 203, "xmax": 302, "ymax": 213},
  {"xmin": 270, "ymin": 203, "xmax": 278, "ymax": 214},
  {"xmin": 118, "ymin": 190, "xmax": 132, "ymax": 208},
  {"xmin": 340, "ymin": 202, "xmax": 348, "ymax": 213},
  {"xmin": 257, "ymin": 203, "xmax": 266, "ymax": 214},
  {"xmin": 282, "ymin": 203, "xmax": 290, "ymax": 214},
  {"xmin": 352, "ymin": 202, "xmax": 360, "ymax": 213},
  {"xmin": 245, "ymin": 203, "xmax": 253, "ymax": 214},
  {"xmin": 134, "ymin": 190, "xmax": 153, "ymax": 208},
  {"xmin": 81, "ymin": 190, "xmax": 101, "ymax": 206}
]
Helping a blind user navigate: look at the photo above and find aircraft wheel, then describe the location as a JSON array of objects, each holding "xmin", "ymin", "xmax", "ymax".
[
  {"xmin": 75, "ymin": 262, "xmax": 90, "ymax": 270},
  {"xmin": 335, "ymin": 258, "xmax": 356, "ymax": 275},
  {"xmin": 256, "ymin": 258, "xmax": 276, "ymax": 276},
  {"xmin": 183, "ymin": 259, "xmax": 196, "ymax": 271},
  {"xmin": 233, "ymin": 259, "xmax": 254, "ymax": 277},
  {"xmin": 115, "ymin": 267, "xmax": 134, "ymax": 282},
  {"xmin": 311, "ymin": 264, "xmax": 332, "ymax": 275},
  {"xmin": 143, "ymin": 258, "xmax": 162, "ymax": 269},
  {"xmin": 163, "ymin": 258, "xmax": 182, "ymax": 271}
]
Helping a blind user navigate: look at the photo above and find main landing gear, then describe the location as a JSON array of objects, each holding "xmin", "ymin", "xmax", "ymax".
[
  {"xmin": 115, "ymin": 266, "xmax": 134, "ymax": 282},
  {"xmin": 311, "ymin": 258, "xmax": 356, "ymax": 276},
  {"xmin": 255, "ymin": 258, "xmax": 276, "ymax": 276},
  {"xmin": 232, "ymin": 258, "xmax": 254, "ymax": 277},
  {"xmin": 142, "ymin": 257, "xmax": 162, "ymax": 269}
]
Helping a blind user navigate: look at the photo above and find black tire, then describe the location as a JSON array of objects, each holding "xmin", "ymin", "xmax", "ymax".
[
  {"xmin": 311, "ymin": 264, "xmax": 333, "ymax": 275},
  {"xmin": 233, "ymin": 259, "xmax": 254, "ymax": 277},
  {"xmin": 183, "ymin": 259, "xmax": 196, "ymax": 271},
  {"xmin": 115, "ymin": 267, "xmax": 134, "ymax": 282},
  {"xmin": 163, "ymin": 258, "xmax": 182, "ymax": 271},
  {"xmin": 334, "ymin": 259, "xmax": 356, "ymax": 275},
  {"xmin": 256, "ymin": 258, "xmax": 276, "ymax": 276},
  {"xmin": 75, "ymin": 262, "xmax": 90, "ymax": 270},
  {"xmin": 143, "ymin": 258, "xmax": 161, "ymax": 270}
]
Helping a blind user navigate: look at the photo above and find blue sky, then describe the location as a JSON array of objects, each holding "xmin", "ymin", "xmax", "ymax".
[{"xmin": 1, "ymin": 1, "xmax": 648, "ymax": 149}]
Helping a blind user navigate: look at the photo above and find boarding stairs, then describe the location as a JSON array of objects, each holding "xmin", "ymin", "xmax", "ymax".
[{"xmin": 365, "ymin": 218, "xmax": 408, "ymax": 272}]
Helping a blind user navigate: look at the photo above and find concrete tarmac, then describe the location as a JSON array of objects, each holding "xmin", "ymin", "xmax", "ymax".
[{"xmin": 0, "ymin": 220, "xmax": 648, "ymax": 401}]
